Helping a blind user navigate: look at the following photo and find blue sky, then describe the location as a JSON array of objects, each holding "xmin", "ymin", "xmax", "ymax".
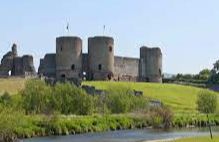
[{"xmin": 0, "ymin": 0, "xmax": 219, "ymax": 74}]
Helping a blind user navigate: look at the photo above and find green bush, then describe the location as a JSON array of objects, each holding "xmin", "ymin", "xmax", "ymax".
[
  {"xmin": 0, "ymin": 92, "xmax": 12, "ymax": 106},
  {"xmin": 197, "ymin": 90, "xmax": 218, "ymax": 114},
  {"xmin": 21, "ymin": 79, "xmax": 52, "ymax": 114},
  {"xmin": 21, "ymin": 80, "xmax": 94, "ymax": 115},
  {"xmin": 105, "ymin": 86, "xmax": 148, "ymax": 114},
  {"xmin": 52, "ymin": 83, "xmax": 94, "ymax": 115},
  {"xmin": 149, "ymin": 106, "xmax": 173, "ymax": 129}
]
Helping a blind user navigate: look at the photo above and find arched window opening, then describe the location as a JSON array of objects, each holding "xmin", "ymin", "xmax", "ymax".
[
  {"xmin": 109, "ymin": 46, "xmax": 112, "ymax": 52},
  {"xmin": 71, "ymin": 64, "xmax": 75, "ymax": 70},
  {"xmin": 98, "ymin": 64, "xmax": 102, "ymax": 71},
  {"xmin": 60, "ymin": 46, "xmax": 63, "ymax": 52}
]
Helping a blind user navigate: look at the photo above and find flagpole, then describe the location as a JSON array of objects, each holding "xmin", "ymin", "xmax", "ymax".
[
  {"xmin": 66, "ymin": 22, "xmax": 69, "ymax": 36},
  {"xmin": 103, "ymin": 25, "xmax": 105, "ymax": 36}
]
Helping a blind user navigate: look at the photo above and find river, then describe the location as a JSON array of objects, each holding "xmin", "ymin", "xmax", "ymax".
[{"xmin": 24, "ymin": 127, "xmax": 219, "ymax": 142}]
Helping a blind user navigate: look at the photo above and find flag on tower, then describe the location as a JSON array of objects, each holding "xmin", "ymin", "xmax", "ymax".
[
  {"xmin": 66, "ymin": 22, "xmax": 69, "ymax": 31},
  {"xmin": 103, "ymin": 25, "xmax": 106, "ymax": 35}
]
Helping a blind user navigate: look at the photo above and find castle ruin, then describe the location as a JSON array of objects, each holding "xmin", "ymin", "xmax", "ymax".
[
  {"xmin": 0, "ymin": 44, "xmax": 36, "ymax": 77},
  {"xmin": 38, "ymin": 36, "xmax": 163, "ymax": 83}
]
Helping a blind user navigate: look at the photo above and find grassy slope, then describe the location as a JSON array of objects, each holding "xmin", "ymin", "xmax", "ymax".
[
  {"xmin": 0, "ymin": 78, "xmax": 218, "ymax": 113},
  {"xmin": 0, "ymin": 78, "xmax": 26, "ymax": 95},
  {"xmin": 172, "ymin": 136, "xmax": 219, "ymax": 142},
  {"xmin": 83, "ymin": 81, "xmax": 219, "ymax": 113}
]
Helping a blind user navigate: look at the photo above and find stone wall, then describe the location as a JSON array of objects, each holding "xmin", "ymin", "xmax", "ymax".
[
  {"xmin": 114, "ymin": 56, "xmax": 139, "ymax": 81},
  {"xmin": 38, "ymin": 54, "xmax": 56, "ymax": 77}
]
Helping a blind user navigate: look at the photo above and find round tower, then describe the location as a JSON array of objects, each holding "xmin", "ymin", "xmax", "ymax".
[
  {"xmin": 56, "ymin": 36, "xmax": 82, "ymax": 80},
  {"xmin": 139, "ymin": 46, "xmax": 162, "ymax": 83},
  {"xmin": 88, "ymin": 36, "xmax": 114, "ymax": 80}
]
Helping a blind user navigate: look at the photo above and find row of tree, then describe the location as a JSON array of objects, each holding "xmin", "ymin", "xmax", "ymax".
[{"xmin": 168, "ymin": 60, "xmax": 219, "ymax": 85}]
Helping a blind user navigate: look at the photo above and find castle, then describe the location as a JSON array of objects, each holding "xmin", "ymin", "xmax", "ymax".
[
  {"xmin": 0, "ymin": 36, "xmax": 162, "ymax": 83},
  {"xmin": 38, "ymin": 36, "xmax": 163, "ymax": 83}
]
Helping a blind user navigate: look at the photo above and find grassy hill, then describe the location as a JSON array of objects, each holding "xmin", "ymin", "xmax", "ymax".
[
  {"xmin": 0, "ymin": 78, "xmax": 26, "ymax": 95},
  {"xmin": 83, "ymin": 81, "xmax": 219, "ymax": 113},
  {"xmin": 0, "ymin": 78, "xmax": 218, "ymax": 113}
]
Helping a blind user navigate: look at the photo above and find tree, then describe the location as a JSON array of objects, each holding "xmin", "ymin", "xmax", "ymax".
[
  {"xmin": 199, "ymin": 69, "xmax": 211, "ymax": 80},
  {"xmin": 208, "ymin": 60, "xmax": 219, "ymax": 84},
  {"xmin": 197, "ymin": 90, "xmax": 218, "ymax": 139},
  {"xmin": 213, "ymin": 60, "xmax": 219, "ymax": 73}
]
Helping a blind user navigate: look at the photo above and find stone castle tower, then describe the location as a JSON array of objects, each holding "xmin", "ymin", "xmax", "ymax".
[
  {"xmin": 139, "ymin": 47, "xmax": 162, "ymax": 82},
  {"xmin": 88, "ymin": 36, "xmax": 114, "ymax": 80},
  {"xmin": 56, "ymin": 37, "xmax": 83, "ymax": 80}
]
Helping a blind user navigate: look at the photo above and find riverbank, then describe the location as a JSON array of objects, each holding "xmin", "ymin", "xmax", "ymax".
[
  {"xmin": 7, "ymin": 113, "xmax": 219, "ymax": 139},
  {"xmin": 169, "ymin": 136, "xmax": 219, "ymax": 142}
]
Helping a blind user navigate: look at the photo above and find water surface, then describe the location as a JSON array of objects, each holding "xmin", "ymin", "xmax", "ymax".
[{"xmin": 24, "ymin": 127, "xmax": 219, "ymax": 142}]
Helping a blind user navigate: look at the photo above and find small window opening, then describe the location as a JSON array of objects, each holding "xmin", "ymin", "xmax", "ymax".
[
  {"xmin": 98, "ymin": 64, "xmax": 102, "ymax": 70},
  {"xmin": 109, "ymin": 46, "xmax": 112, "ymax": 52},
  {"xmin": 60, "ymin": 46, "xmax": 63, "ymax": 51},
  {"xmin": 71, "ymin": 64, "xmax": 75, "ymax": 70},
  {"xmin": 61, "ymin": 74, "xmax": 66, "ymax": 78}
]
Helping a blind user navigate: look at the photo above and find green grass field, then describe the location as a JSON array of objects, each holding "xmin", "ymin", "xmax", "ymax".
[
  {"xmin": 83, "ymin": 81, "xmax": 219, "ymax": 113},
  {"xmin": 0, "ymin": 78, "xmax": 218, "ymax": 113},
  {"xmin": 0, "ymin": 78, "xmax": 26, "ymax": 95},
  {"xmin": 172, "ymin": 136, "xmax": 219, "ymax": 142}
]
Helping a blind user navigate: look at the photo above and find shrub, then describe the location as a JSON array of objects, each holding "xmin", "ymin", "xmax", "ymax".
[
  {"xmin": 0, "ymin": 108, "xmax": 29, "ymax": 141},
  {"xmin": 52, "ymin": 83, "xmax": 94, "ymax": 115},
  {"xmin": 149, "ymin": 106, "xmax": 173, "ymax": 129},
  {"xmin": 105, "ymin": 86, "xmax": 148, "ymax": 114},
  {"xmin": 0, "ymin": 92, "xmax": 11, "ymax": 106},
  {"xmin": 197, "ymin": 90, "xmax": 218, "ymax": 114},
  {"xmin": 21, "ymin": 79, "xmax": 53, "ymax": 114},
  {"xmin": 21, "ymin": 80, "xmax": 147, "ymax": 115}
]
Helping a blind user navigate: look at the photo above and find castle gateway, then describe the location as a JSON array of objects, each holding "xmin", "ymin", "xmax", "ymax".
[{"xmin": 38, "ymin": 36, "xmax": 162, "ymax": 83}]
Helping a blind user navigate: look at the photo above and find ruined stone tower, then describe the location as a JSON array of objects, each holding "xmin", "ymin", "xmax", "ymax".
[
  {"xmin": 139, "ymin": 46, "xmax": 162, "ymax": 83},
  {"xmin": 88, "ymin": 36, "xmax": 114, "ymax": 80},
  {"xmin": 56, "ymin": 36, "xmax": 83, "ymax": 80}
]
